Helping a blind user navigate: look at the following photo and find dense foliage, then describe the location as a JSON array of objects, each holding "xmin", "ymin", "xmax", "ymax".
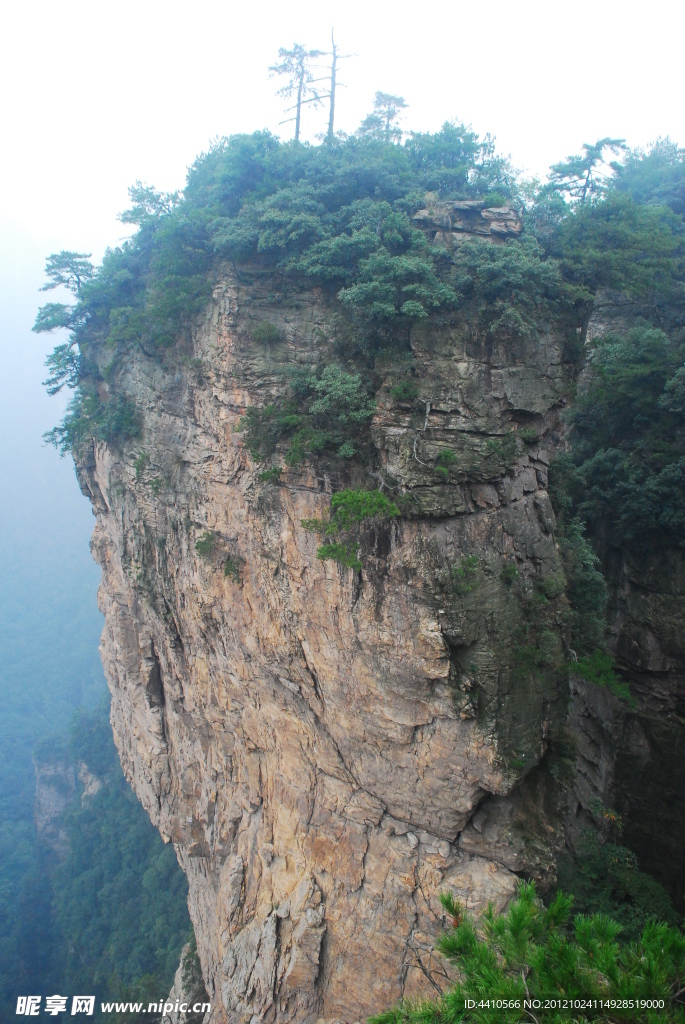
[
  {"xmin": 551, "ymin": 322, "xmax": 685, "ymax": 547},
  {"xmin": 33, "ymin": 121, "xmax": 523, "ymax": 456},
  {"xmin": 242, "ymin": 363, "xmax": 376, "ymax": 464},
  {"xmin": 559, "ymin": 831, "xmax": 678, "ymax": 941},
  {"xmin": 53, "ymin": 701, "xmax": 191, "ymax": 1004},
  {"xmin": 547, "ymin": 141, "xmax": 685, "ymax": 550},
  {"xmin": 0, "ymin": 700, "xmax": 191, "ymax": 1021},
  {"xmin": 372, "ymin": 882, "xmax": 685, "ymax": 1024},
  {"xmin": 301, "ymin": 488, "xmax": 401, "ymax": 569}
]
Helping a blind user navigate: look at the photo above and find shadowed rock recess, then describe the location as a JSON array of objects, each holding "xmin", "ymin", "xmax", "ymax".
[{"xmin": 75, "ymin": 263, "xmax": 581, "ymax": 1022}]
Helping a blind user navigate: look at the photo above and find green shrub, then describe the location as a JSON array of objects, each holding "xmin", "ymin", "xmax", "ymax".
[
  {"xmin": 327, "ymin": 489, "xmax": 400, "ymax": 530},
  {"xmin": 481, "ymin": 190, "xmax": 508, "ymax": 207},
  {"xmin": 451, "ymin": 555, "xmax": 480, "ymax": 595},
  {"xmin": 435, "ymin": 448, "xmax": 457, "ymax": 478},
  {"xmin": 223, "ymin": 555, "xmax": 243, "ymax": 583},
  {"xmin": 575, "ymin": 649, "xmax": 633, "ymax": 703},
  {"xmin": 338, "ymin": 238, "xmax": 457, "ymax": 324},
  {"xmin": 300, "ymin": 516, "xmax": 324, "ymax": 532},
  {"xmin": 251, "ymin": 322, "xmax": 281, "ymax": 344},
  {"xmin": 484, "ymin": 433, "xmax": 517, "ymax": 465},
  {"xmin": 304, "ymin": 488, "xmax": 399, "ymax": 537},
  {"xmin": 451, "ymin": 236, "xmax": 566, "ymax": 341},
  {"xmin": 336, "ymin": 441, "xmax": 356, "ymax": 458},
  {"xmin": 500, "ymin": 562, "xmax": 520, "ymax": 585},
  {"xmin": 537, "ymin": 572, "xmax": 565, "ymax": 600},
  {"xmin": 518, "ymin": 427, "xmax": 538, "ymax": 445},
  {"xmin": 195, "ymin": 531, "xmax": 217, "ymax": 561},
  {"xmin": 316, "ymin": 542, "xmax": 362, "ymax": 572},
  {"xmin": 134, "ymin": 452, "xmax": 149, "ymax": 480},
  {"xmin": 558, "ymin": 830, "xmax": 678, "ymax": 940},
  {"xmin": 390, "ymin": 379, "xmax": 419, "ymax": 403},
  {"xmin": 258, "ymin": 466, "xmax": 282, "ymax": 483},
  {"xmin": 372, "ymin": 880, "xmax": 685, "ymax": 1024},
  {"xmin": 303, "ymin": 489, "xmax": 400, "ymax": 570},
  {"xmin": 44, "ymin": 391, "xmax": 141, "ymax": 456},
  {"xmin": 241, "ymin": 365, "xmax": 375, "ymax": 466}
]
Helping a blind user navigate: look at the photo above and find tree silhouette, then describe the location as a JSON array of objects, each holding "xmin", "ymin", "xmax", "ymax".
[
  {"xmin": 270, "ymin": 44, "xmax": 325, "ymax": 142},
  {"xmin": 357, "ymin": 92, "xmax": 408, "ymax": 144},
  {"xmin": 39, "ymin": 251, "xmax": 94, "ymax": 295},
  {"xmin": 548, "ymin": 137, "xmax": 627, "ymax": 202},
  {"xmin": 324, "ymin": 30, "xmax": 354, "ymax": 144}
]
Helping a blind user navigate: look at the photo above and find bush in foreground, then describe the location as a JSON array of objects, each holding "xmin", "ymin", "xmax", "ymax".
[{"xmin": 371, "ymin": 881, "xmax": 685, "ymax": 1024}]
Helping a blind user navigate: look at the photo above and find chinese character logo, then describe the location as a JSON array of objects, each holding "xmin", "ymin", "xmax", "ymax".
[
  {"xmin": 16, "ymin": 997, "xmax": 41, "ymax": 1016},
  {"xmin": 45, "ymin": 996, "xmax": 68, "ymax": 1015},
  {"xmin": 71, "ymin": 997, "xmax": 95, "ymax": 1016}
]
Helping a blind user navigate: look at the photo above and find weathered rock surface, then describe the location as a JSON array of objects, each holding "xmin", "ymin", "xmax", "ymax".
[
  {"xmin": 77, "ymin": 267, "xmax": 574, "ymax": 1022},
  {"xmin": 163, "ymin": 942, "xmax": 211, "ymax": 1024},
  {"xmin": 33, "ymin": 746, "xmax": 75, "ymax": 859},
  {"xmin": 413, "ymin": 198, "xmax": 523, "ymax": 244}
]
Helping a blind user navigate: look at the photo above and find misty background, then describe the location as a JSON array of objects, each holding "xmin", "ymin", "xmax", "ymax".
[{"xmin": 0, "ymin": 0, "xmax": 683, "ymax": 1004}]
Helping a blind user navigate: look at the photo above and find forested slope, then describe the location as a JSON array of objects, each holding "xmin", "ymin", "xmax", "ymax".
[{"xmin": 0, "ymin": 699, "xmax": 192, "ymax": 1021}]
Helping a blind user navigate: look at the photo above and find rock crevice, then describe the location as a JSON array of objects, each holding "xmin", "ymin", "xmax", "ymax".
[{"xmin": 79, "ymin": 270, "xmax": 574, "ymax": 1022}]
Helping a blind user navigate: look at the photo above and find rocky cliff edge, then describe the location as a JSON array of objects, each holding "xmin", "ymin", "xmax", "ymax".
[{"xmin": 76, "ymin": 268, "xmax": 574, "ymax": 1023}]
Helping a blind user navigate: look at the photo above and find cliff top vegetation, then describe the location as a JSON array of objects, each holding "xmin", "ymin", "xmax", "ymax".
[{"xmin": 33, "ymin": 99, "xmax": 685, "ymax": 554}]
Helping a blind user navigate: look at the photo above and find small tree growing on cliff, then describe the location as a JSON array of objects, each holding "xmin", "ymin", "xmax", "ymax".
[
  {"xmin": 39, "ymin": 251, "xmax": 94, "ymax": 295},
  {"xmin": 33, "ymin": 251, "xmax": 93, "ymax": 393}
]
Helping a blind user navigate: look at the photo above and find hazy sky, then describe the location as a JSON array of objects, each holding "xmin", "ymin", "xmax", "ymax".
[{"xmin": 2, "ymin": 0, "xmax": 683, "ymax": 264}]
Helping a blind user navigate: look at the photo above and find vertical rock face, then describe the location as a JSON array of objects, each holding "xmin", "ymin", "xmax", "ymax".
[
  {"xmin": 561, "ymin": 540, "xmax": 685, "ymax": 906},
  {"xmin": 77, "ymin": 270, "xmax": 574, "ymax": 1022},
  {"xmin": 569, "ymin": 297, "xmax": 685, "ymax": 906},
  {"xmin": 163, "ymin": 942, "xmax": 210, "ymax": 1024},
  {"xmin": 33, "ymin": 747, "xmax": 75, "ymax": 859},
  {"xmin": 607, "ymin": 546, "xmax": 685, "ymax": 902}
]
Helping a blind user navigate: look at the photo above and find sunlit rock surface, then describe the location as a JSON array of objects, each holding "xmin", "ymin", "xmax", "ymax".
[{"xmin": 76, "ymin": 263, "xmax": 575, "ymax": 1023}]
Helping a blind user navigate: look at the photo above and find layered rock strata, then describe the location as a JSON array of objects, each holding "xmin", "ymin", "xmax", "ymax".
[
  {"xmin": 77, "ymin": 269, "xmax": 573, "ymax": 1023},
  {"xmin": 413, "ymin": 198, "xmax": 523, "ymax": 243}
]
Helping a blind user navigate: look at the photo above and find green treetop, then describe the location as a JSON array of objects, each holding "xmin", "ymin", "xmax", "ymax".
[
  {"xmin": 39, "ymin": 251, "xmax": 94, "ymax": 294},
  {"xmin": 547, "ymin": 138, "xmax": 627, "ymax": 203},
  {"xmin": 357, "ymin": 92, "xmax": 408, "ymax": 144},
  {"xmin": 373, "ymin": 881, "xmax": 685, "ymax": 1024}
]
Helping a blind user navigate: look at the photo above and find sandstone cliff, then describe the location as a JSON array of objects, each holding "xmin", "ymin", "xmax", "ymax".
[{"xmin": 75, "ymin": 259, "xmax": 581, "ymax": 1023}]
